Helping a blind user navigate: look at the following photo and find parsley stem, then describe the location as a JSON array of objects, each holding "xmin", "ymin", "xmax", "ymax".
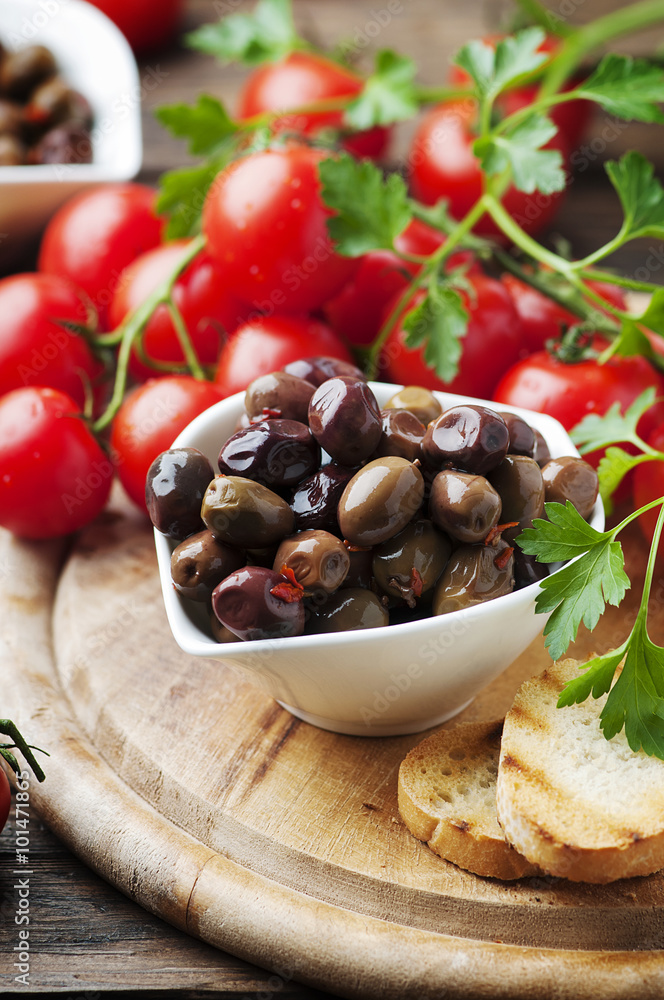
[
  {"xmin": 571, "ymin": 228, "xmax": 631, "ymax": 272},
  {"xmin": 611, "ymin": 496, "xmax": 664, "ymax": 538},
  {"xmin": 166, "ymin": 298, "xmax": 206, "ymax": 380},
  {"xmin": 579, "ymin": 268, "xmax": 663, "ymax": 294},
  {"xmin": 483, "ymin": 193, "xmax": 570, "ymax": 274},
  {"xmin": 514, "ymin": 0, "xmax": 573, "ymax": 37},
  {"xmin": 635, "ymin": 500, "xmax": 664, "ymax": 623}
]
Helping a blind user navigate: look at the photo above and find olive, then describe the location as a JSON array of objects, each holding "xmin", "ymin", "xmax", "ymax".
[
  {"xmin": 499, "ymin": 411, "xmax": 536, "ymax": 458},
  {"xmin": 218, "ymin": 419, "xmax": 320, "ymax": 488},
  {"xmin": 339, "ymin": 546, "xmax": 374, "ymax": 590},
  {"xmin": 0, "ymin": 99, "xmax": 24, "ymax": 138},
  {"xmin": 429, "ymin": 470, "xmax": 502, "ymax": 544},
  {"xmin": 422, "ymin": 405, "xmax": 509, "ymax": 476},
  {"xmin": 201, "ymin": 475, "xmax": 295, "ymax": 548},
  {"xmin": 308, "ymin": 376, "xmax": 382, "ymax": 465},
  {"xmin": 384, "ymin": 386, "xmax": 442, "ymax": 426},
  {"xmin": 533, "ymin": 430, "xmax": 552, "ymax": 467},
  {"xmin": 246, "ymin": 544, "xmax": 280, "ymax": 568},
  {"xmin": 145, "ymin": 447, "xmax": 214, "ymax": 540},
  {"xmin": 24, "ymin": 78, "xmax": 92, "ymax": 133},
  {"xmin": 374, "ymin": 409, "xmax": 425, "ymax": 462},
  {"xmin": 28, "ymin": 124, "xmax": 92, "ymax": 165},
  {"xmin": 541, "ymin": 456, "xmax": 599, "ymax": 520},
  {"xmin": 489, "ymin": 456, "xmax": 545, "ymax": 534},
  {"xmin": 283, "ymin": 355, "xmax": 367, "ymax": 387},
  {"xmin": 273, "ymin": 529, "xmax": 350, "ymax": 595},
  {"xmin": 0, "ymin": 45, "xmax": 57, "ymax": 100},
  {"xmin": 513, "ymin": 548, "xmax": 549, "ymax": 590},
  {"xmin": 307, "ymin": 588, "xmax": 388, "ymax": 633},
  {"xmin": 0, "ymin": 134, "xmax": 24, "ymax": 165},
  {"xmin": 291, "ymin": 463, "xmax": 357, "ymax": 534},
  {"xmin": 170, "ymin": 530, "xmax": 244, "ymax": 602},
  {"xmin": 373, "ymin": 519, "xmax": 451, "ymax": 607},
  {"xmin": 433, "ymin": 539, "xmax": 515, "ymax": 615},
  {"xmin": 212, "ymin": 566, "xmax": 305, "ymax": 641},
  {"xmin": 209, "ymin": 612, "xmax": 242, "ymax": 643},
  {"xmin": 338, "ymin": 456, "xmax": 425, "ymax": 546},
  {"xmin": 244, "ymin": 370, "xmax": 315, "ymax": 424}
]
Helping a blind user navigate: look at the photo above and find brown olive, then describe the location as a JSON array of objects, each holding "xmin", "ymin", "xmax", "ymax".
[
  {"xmin": 429, "ymin": 470, "xmax": 502, "ymax": 544},
  {"xmin": 489, "ymin": 456, "xmax": 545, "ymax": 535},
  {"xmin": 145, "ymin": 447, "xmax": 214, "ymax": 540},
  {"xmin": 273, "ymin": 529, "xmax": 350, "ymax": 595},
  {"xmin": 0, "ymin": 45, "xmax": 56, "ymax": 100},
  {"xmin": 499, "ymin": 411, "xmax": 536, "ymax": 458},
  {"xmin": 422, "ymin": 405, "xmax": 509, "ymax": 476},
  {"xmin": 170, "ymin": 530, "xmax": 244, "ymax": 602},
  {"xmin": 384, "ymin": 386, "xmax": 442, "ymax": 426},
  {"xmin": 0, "ymin": 134, "xmax": 24, "ymax": 165},
  {"xmin": 0, "ymin": 99, "xmax": 24, "ymax": 138},
  {"xmin": 374, "ymin": 409, "xmax": 425, "ymax": 462},
  {"xmin": 373, "ymin": 519, "xmax": 451, "ymax": 607},
  {"xmin": 24, "ymin": 78, "xmax": 92, "ymax": 133},
  {"xmin": 244, "ymin": 370, "xmax": 315, "ymax": 424},
  {"xmin": 533, "ymin": 430, "xmax": 552, "ymax": 467},
  {"xmin": 209, "ymin": 612, "xmax": 242, "ymax": 643},
  {"xmin": 541, "ymin": 456, "xmax": 599, "ymax": 520},
  {"xmin": 338, "ymin": 457, "xmax": 425, "ymax": 546},
  {"xmin": 433, "ymin": 539, "xmax": 515, "ymax": 615},
  {"xmin": 339, "ymin": 546, "xmax": 374, "ymax": 590},
  {"xmin": 201, "ymin": 475, "xmax": 295, "ymax": 548},
  {"xmin": 307, "ymin": 588, "xmax": 388, "ymax": 633}
]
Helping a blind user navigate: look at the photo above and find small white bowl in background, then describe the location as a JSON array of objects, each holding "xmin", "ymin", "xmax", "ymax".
[
  {"xmin": 154, "ymin": 384, "xmax": 605, "ymax": 737},
  {"xmin": 0, "ymin": 0, "xmax": 142, "ymax": 266}
]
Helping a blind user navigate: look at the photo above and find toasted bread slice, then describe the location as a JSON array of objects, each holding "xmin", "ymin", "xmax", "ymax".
[
  {"xmin": 398, "ymin": 720, "xmax": 540, "ymax": 879},
  {"xmin": 496, "ymin": 657, "xmax": 664, "ymax": 884}
]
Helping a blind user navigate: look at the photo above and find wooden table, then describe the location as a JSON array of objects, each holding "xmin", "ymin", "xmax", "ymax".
[{"xmin": 1, "ymin": 1, "xmax": 663, "ymax": 996}]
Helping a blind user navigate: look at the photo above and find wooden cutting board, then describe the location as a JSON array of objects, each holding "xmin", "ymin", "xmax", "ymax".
[{"xmin": 2, "ymin": 489, "xmax": 664, "ymax": 1000}]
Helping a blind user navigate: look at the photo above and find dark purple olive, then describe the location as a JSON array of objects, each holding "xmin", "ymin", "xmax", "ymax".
[
  {"xmin": 308, "ymin": 376, "xmax": 382, "ymax": 465},
  {"xmin": 244, "ymin": 370, "xmax": 314, "ymax": 423},
  {"xmin": 499, "ymin": 411, "xmax": 536, "ymax": 458},
  {"xmin": 541, "ymin": 456, "xmax": 599, "ymax": 520},
  {"xmin": 433, "ymin": 539, "xmax": 515, "ymax": 615},
  {"xmin": 170, "ymin": 530, "xmax": 244, "ymax": 602},
  {"xmin": 273, "ymin": 529, "xmax": 350, "ymax": 595},
  {"xmin": 145, "ymin": 447, "xmax": 213, "ymax": 540},
  {"xmin": 429, "ymin": 470, "xmax": 502, "ymax": 544},
  {"xmin": 384, "ymin": 386, "xmax": 442, "ymax": 426},
  {"xmin": 212, "ymin": 566, "xmax": 305, "ymax": 641},
  {"xmin": 513, "ymin": 548, "xmax": 549, "ymax": 590},
  {"xmin": 283, "ymin": 355, "xmax": 367, "ymax": 386},
  {"xmin": 339, "ymin": 546, "xmax": 374, "ymax": 590},
  {"xmin": 338, "ymin": 457, "xmax": 425, "ymax": 546},
  {"xmin": 307, "ymin": 588, "xmax": 388, "ymax": 633},
  {"xmin": 218, "ymin": 419, "xmax": 320, "ymax": 488},
  {"xmin": 201, "ymin": 475, "xmax": 294, "ymax": 548},
  {"xmin": 291, "ymin": 463, "xmax": 357, "ymax": 534},
  {"xmin": 373, "ymin": 519, "xmax": 451, "ymax": 607},
  {"xmin": 374, "ymin": 409, "xmax": 425, "ymax": 462},
  {"xmin": 28, "ymin": 124, "xmax": 92, "ymax": 164},
  {"xmin": 422, "ymin": 405, "xmax": 509, "ymax": 476}
]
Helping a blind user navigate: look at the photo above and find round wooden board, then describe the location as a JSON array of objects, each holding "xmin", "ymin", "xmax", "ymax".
[{"xmin": 2, "ymin": 491, "xmax": 664, "ymax": 999}]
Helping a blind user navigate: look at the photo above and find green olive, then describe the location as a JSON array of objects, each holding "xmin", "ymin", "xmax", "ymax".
[
  {"xmin": 201, "ymin": 475, "xmax": 294, "ymax": 548},
  {"xmin": 338, "ymin": 457, "xmax": 424, "ymax": 546}
]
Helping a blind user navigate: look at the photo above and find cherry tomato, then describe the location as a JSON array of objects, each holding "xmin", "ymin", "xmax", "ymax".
[
  {"xmin": 0, "ymin": 766, "xmax": 9, "ymax": 833},
  {"xmin": 238, "ymin": 51, "xmax": 390, "ymax": 160},
  {"xmin": 0, "ymin": 387, "xmax": 113, "ymax": 538},
  {"xmin": 0, "ymin": 273, "xmax": 102, "ymax": 410},
  {"xmin": 633, "ymin": 425, "xmax": 664, "ymax": 553},
  {"xmin": 379, "ymin": 273, "xmax": 523, "ymax": 399},
  {"xmin": 109, "ymin": 242, "xmax": 250, "ymax": 381},
  {"xmin": 409, "ymin": 99, "xmax": 569, "ymax": 239},
  {"xmin": 202, "ymin": 145, "xmax": 357, "ymax": 314},
  {"xmin": 214, "ymin": 314, "xmax": 354, "ymax": 398},
  {"xmin": 84, "ymin": 0, "xmax": 183, "ymax": 52},
  {"xmin": 38, "ymin": 184, "xmax": 163, "ymax": 330},
  {"xmin": 110, "ymin": 377, "xmax": 222, "ymax": 511}
]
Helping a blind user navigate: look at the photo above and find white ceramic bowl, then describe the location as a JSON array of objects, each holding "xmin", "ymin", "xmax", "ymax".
[
  {"xmin": 154, "ymin": 384, "xmax": 605, "ymax": 737},
  {"xmin": 0, "ymin": 0, "xmax": 142, "ymax": 264}
]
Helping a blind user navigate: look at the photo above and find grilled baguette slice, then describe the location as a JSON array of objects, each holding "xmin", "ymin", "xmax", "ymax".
[
  {"xmin": 398, "ymin": 720, "xmax": 540, "ymax": 879},
  {"xmin": 496, "ymin": 657, "xmax": 664, "ymax": 884}
]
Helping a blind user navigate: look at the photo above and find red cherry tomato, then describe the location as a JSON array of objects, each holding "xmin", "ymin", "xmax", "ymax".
[
  {"xmin": 110, "ymin": 377, "xmax": 222, "ymax": 511},
  {"xmin": 379, "ymin": 273, "xmax": 523, "ymax": 399},
  {"xmin": 214, "ymin": 314, "xmax": 354, "ymax": 398},
  {"xmin": 0, "ymin": 766, "xmax": 9, "ymax": 833},
  {"xmin": 633, "ymin": 425, "xmax": 664, "ymax": 553},
  {"xmin": 238, "ymin": 51, "xmax": 390, "ymax": 160},
  {"xmin": 84, "ymin": 0, "xmax": 183, "ymax": 52},
  {"xmin": 0, "ymin": 387, "xmax": 113, "ymax": 539},
  {"xmin": 202, "ymin": 145, "xmax": 357, "ymax": 314},
  {"xmin": 109, "ymin": 241, "xmax": 250, "ymax": 381},
  {"xmin": 38, "ymin": 184, "xmax": 163, "ymax": 330},
  {"xmin": 409, "ymin": 99, "xmax": 569, "ymax": 239},
  {"xmin": 0, "ymin": 273, "xmax": 101, "ymax": 410}
]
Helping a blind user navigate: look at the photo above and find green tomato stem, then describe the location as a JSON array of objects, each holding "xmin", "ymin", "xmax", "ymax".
[
  {"xmin": 166, "ymin": 298, "xmax": 206, "ymax": 380},
  {"xmin": 483, "ymin": 193, "xmax": 571, "ymax": 273}
]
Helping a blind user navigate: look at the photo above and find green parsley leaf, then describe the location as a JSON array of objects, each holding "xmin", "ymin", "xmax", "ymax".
[
  {"xmin": 402, "ymin": 283, "xmax": 468, "ymax": 383},
  {"xmin": 155, "ymin": 96, "xmax": 238, "ymax": 156},
  {"xmin": 573, "ymin": 54, "xmax": 664, "ymax": 125},
  {"xmin": 601, "ymin": 626, "xmax": 664, "ymax": 756},
  {"xmin": 517, "ymin": 500, "xmax": 607, "ymax": 563},
  {"xmin": 606, "ymin": 151, "xmax": 664, "ymax": 242},
  {"xmin": 185, "ymin": 0, "xmax": 303, "ymax": 66},
  {"xmin": 608, "ymin": 318, "xmax": 655, "ymax": 360},
  {"xmin": 474, "ymin": 113, "xmax": 566, "ymax": 194},
  {"xmin": 157, "ymin": 159, "xmax": 227, "ymax": 239},
  {"xmin": 454, "ymin": 28, "xmax": 548, "ymax": 102},
  {"xmin": 319, "ymin": 153, "xmax": 412, "ymax": 256},
  {"xmin": 597, "ymin": 447, "xmax": 654, "ymax": 508},
  {"xmin": 557, "ymin": 646, "xmax": 626, "ymax": 707},
  {"xmin": 636, "ymin": 286, "xmax": 664, "ymax": 338},
  {"xmin": 571, "ymin": 387, "xmax": 658, "ymax": 454},
  {"xmin": 344, "ymin": 50, "xmax": 419, "ymax": 130}
]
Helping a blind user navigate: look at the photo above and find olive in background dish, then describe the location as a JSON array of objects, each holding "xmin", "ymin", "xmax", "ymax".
[
  {"xmin": 201, "ymin": 475, "xmax": 295, "ymax": 548},
  {"xmin": 374, "ymin": 409, "xmax": 425, "ymax": 462},
  {"xmin": 307, "ymin": 588, "xmax": 388, "ymax": 633},
  {"xmin": 273, "ymin": 529, "xmax": 350, "ymax": 595},
  {"xmin": 212, "ymin": 566, "xmax": 305, "ymax": 641},
  {"xmin": 338, "ymin": 456, "xmax": 425, "ymax": 546},
  {"xmin": 373, "ymin": 519, "xmax": 451, "ymax": 607},
  {"xmin": 422, "ymin": 405, "xmax": 509, "ymax": 476},
  {"xmin": 429, "ymin": 470, "xmax": 502, "ymax": 544},
  {"xmin": 146, "ymin": 447, "xmax": 214, "ymax": 540},
  {"xmin": 28, "ymin": 123, "xmax": 92, "ymax": 165},
  {"xmin": 0, "ymin": 134, "xmax": 24, "ymax": 165},
  {"xmin": 384, "ymin": 385, "xmax": 442, "ymax": 426},
  {"xmin": 244, "ymin": 370, "xmax": 315, "ymax": 423},
  {"xmin": 308, "ymin": 376, "xmax": 382, "ymax": 465},
  {"xmin": 433, "ymin": 538, "xmax": 515, "ymax": 615},
  {"xmin": 171, "ymin": 530, "xmax": 245, "ymax": 602},
  {"xmin": 0, "ymin": 45, "xmax": 56, "ymax": 100},
  {"xmin": 541, "ymin": 456, "xmax": 599, "ymax": 520}
]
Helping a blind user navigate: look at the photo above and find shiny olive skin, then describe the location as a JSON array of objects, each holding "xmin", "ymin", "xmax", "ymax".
[
  {"xmin": 338, "ymin": 456, "xmax": 425, "ymax": 546},
  {"xmin": 513, "ymin": 548, "xmax": 549, "ymax": 590},
  {"xmin": 307, "ymin": 588, "xmax": 388, "ymax": 633},
  {"xmin": 145, "ymin": 447, "xmax": 214, "ymax": 540},
  {"xmin": 283, "ymin": 355, "xmax": 366, "ymax": 387},
  {"xmin": 244, "ymin": 370, "xmax": 315, "ymax": 424},
  {"xmin": 170, "ymin": 529, "xmax": 245, "ymax": 602},
  {"xmin": 218, "ymin": 419, "xmax": 320, "ymax": 488},
  {"xmin": 374, "ymin": 409, "xmax": 425, "ymax": 462},
  {"xmin": 273, "ymin": 529, "xmax": 350, "ymax": 595},
  {"xmin": 308, "ymin": 376, "xmax": 382, "ymax": 465},
  {"xmin": 0, "ymin": 45, "xmax": 56, "ymax": 100},
  {"xmin": 433, "ymin": 539, "xmax": 515, "ymax": 615},
  {"xmin": 422, "ymin": 405, "xmax": 510, "ymax": 476},
  {"xmin": 489, "ymin": 456, "xmax": 545, "ymax": 533},
  {"xmin": 290, "ymin": 462, "xmax": 356, "ymax": 534},
  {"xmin": 209, "ymin": 612, "xmax": 242, "ymax": 643},
  {"xmin": 24, "ymin": 78, "xmax": 92, "ymax": 132},
  {"xmin": 429, "ymin": 470, "xmax": 502, "ymax": 544},
  {"xmin": 533, "ymin": 430, "xmax": 552, "ymax": 467},
  {"xmin": 541, "ymin": 456, "xmax": 599, "ymax": 520},
  {"xmin": 384, "ymin": 385, "xmax": 442, "ymax": 426},
  {"xmin": 499, "ymin": 411, "xmax": 536, "ymax": 458},
  {"xmin": 201, "ymin": 475, "xmax": 295, "ymax": 548},
  {"xmin": 340, "ymin": 547, "xmax": 374, "ymax": 590},
  {"xmin": 212, "ymin": 566, "xmax": 305, "ymax": 641},
  {"xmin": 373, "ymin": 519, "xmax": 451, "ymax": 607}
]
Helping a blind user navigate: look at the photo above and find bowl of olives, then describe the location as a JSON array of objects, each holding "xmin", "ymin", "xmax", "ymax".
[{"xmin": 151, "ymin": 366, "xmax": 604, "ymax": 737}]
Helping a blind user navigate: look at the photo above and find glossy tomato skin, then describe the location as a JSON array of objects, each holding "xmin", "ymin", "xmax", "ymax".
[
  {"xmin": 38, "ymin": 184, "xmax": 163, "ymax": 329},
  {"xmin": 633, "ymin": 425, "xmax": 664, "ymax": 552},
  {"xmin": 0, "ymin": 387, "xmax": 113, "ymax": 538},
  {"xmin": 214, "ymin": 314, "xmax": 354, "ymax": 398},
  {"xmin": 379, "ymin": 273, "xmax": 523, "ymax": 399},
  {"xmin": 0, "ymin": 273, "xmax": 101, "ymax": 410},
  {"xmin": 110, "ymin": 377, "xmax": 222, "ymax": 511},
  {"xmin": 202, "ymin": 145, "xmax": 357, "ymax": 314},
  {"xmin": 84, "ymin": 0, "xmax": 183, "ymax": 52},
  {"xmin": 409, "ymin": 100, "xmax": 569, "ymax": 239},
  {"xmin": 109, "ymin": 242, "xmax": 250, "ymax": 381},
  {"xmin": 238, "ymin": 51, "xmax": 390, "ymax": 160}
]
